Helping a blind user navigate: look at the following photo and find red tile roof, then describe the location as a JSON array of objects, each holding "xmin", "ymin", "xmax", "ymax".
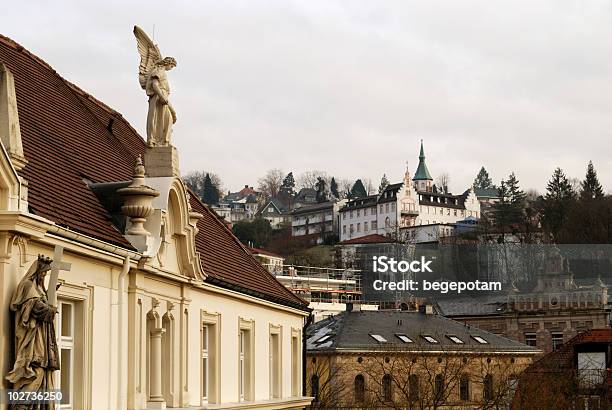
[
  {"xmin": 0, "ymin": 34, "xmax": 307, "ymax": 310},
  {"xmin": 248, "ymin": 246, "xmax": 283, "ymax": 259},
  {"xmin": 339, "ymin": 234, "xmax": 395, "ymax": 245}
]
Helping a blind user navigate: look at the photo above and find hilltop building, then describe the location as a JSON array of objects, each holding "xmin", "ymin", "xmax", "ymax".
[{"xmin": 339, "ymin": 141, "xmax": 481, "ymax": 243}]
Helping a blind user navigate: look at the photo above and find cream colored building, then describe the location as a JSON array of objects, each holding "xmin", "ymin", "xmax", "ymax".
[{"xmin": 0, "ymin": 33, "xmax": 311, "ymax": 410}]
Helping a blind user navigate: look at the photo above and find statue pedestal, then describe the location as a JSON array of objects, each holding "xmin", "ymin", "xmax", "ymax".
[{"xmin": 144, "ymin": 146, "xmax": 179, "ymax": 178}]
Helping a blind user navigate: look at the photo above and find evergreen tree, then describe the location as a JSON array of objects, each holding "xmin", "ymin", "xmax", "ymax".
[
  {"xmin": 202, "ymin": 173, "xmax": 220, "ymax": 205},
  {"xmin": 315, "ymin": 177, "xmax": 328, "ymax": 203},
  {"xmin": 330, "ymin": 177, "xmax": 339, "ymax": 199},
  {"xmin": 350, "ymin": 179, "xmax": 368, "ymax": 199},
  {"xmin": 378, "ymin": 174, "xmax": 390, "ymax": 194},
  {"xmin": 473, "ymin": 166, "xmax": 494, "ymax": 190},
  {"xmin": 491, "ymin": 172, "xmax": 525, "ymax": 233},
  {"xmin": 541, "ymin": 168, "xmax": 576, "ymax": 240},
  {"xmin": 280, "ymin": 172, "xmax": 296, "ymax": 195},
  {"xmin": 580, "ymin": 161, "xmax": 604, "ymax": 200}
]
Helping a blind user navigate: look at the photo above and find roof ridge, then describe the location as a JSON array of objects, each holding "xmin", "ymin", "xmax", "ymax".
[{"xmin": 0, "ymin": 34, "xmax": 59, "ymax": 74}]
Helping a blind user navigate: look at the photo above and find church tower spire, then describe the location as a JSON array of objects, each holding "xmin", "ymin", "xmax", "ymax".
[{"xmin": 413, "ymin": 139, "xmax": 433, "ymax": 191}]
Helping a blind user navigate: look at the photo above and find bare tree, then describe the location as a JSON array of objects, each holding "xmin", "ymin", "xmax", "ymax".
[
  {"xmin": 257, "ymin": 168, "xmax": 284, "ymax": 199},
  {"xmin": 363, "ymin": 178, "xmax": 375, "ymax": 195},
  {"xmin": 435, "ymin": 173, "xmax": 450, "ymax": 194},
  {"xmin": 338, "ymin": 178, "xmax": 353, "ymax": 199},
  {"xmin": 298, "ymin": 170, "xmax": 329, "ymax": 190},
  {"xmin": 306, "ymin": 355, "xmax": 351, "ymax": 409},
  {"xmin": 183, "ymin": 171, "xmax": 223, "ymax": 198}
]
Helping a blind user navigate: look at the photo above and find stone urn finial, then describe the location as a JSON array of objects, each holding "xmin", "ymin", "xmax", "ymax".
[{"xmin": 118, "ymin": 156, "xmax": 160, "ymax": 236}]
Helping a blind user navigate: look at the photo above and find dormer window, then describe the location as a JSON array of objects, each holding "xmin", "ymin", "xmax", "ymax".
[
  {"xmin": 421, "ymin": 335, "xmax": 438, "ymax": 344},
  {"xmin": 370, "ymin": 334, "xmax": 387, "ymax": 343}
]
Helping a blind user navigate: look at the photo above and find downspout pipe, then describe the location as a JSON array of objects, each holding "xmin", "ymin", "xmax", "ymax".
[
  {"xmin": 117, "ymin": 255, "xmax": 130, "ymax": 410},
  {"xmin": 302, "ymin": 312, "xmax": 314, "ymax": 397}
]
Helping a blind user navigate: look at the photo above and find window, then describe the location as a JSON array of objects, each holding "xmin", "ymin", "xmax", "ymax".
[
  {"xmin": 291, "ymin": 330, "xmax": 300, "ymax": 396},
  {"xmin": 421, "ymin": 335, "xmax": 438, "ymax": 344},
  {"xmin": 238, "ymin": 319, "xmax": 254, "ymax": 401},
  {"xmin": 434, "ymin": 374, "xmax": 444, "ymax": 401},
  {"xmin": 343, "ymin": 213, "xmax": 346, "ymax": 220},
  {"xmin": 391, "ymin": 203, "xmax": 395, "ymax": 212},
  {"xmin": 269, "ymin": 327, "xmax": 281, "ymax": 398},
  {"xmin": 356, "ymin": 223, "xmax": 361, "ymax": 232},
  {"xmin": 380, "ymin": 204, "xmax": 383, "ymax": 213},
  {"xmin": 350, "ymin": 224, "xmax": 354, "ymax": 234},
  {"xmin": 471, "ymin": 335, "xmax": 488, "ymax": 344},
  {"xmin": 239, "ymin": 330, "xmax": 246, "ymax": 401},
  {"xmin": 551, "ymin": 332, "xmax": 564, "ymax": 350},
  {"xmin": 447, "ymin": 335, "xmax": 464, "ymax": 344},
  {"xmin": 578, "ymin": 351, "xmax": 607, "ymax": 388},
  {"xmin": 58, "ymin": 301, "xmax": 75, "ymax": 408},
  {"xmin": 396, "ymin": 334, "xmax": 413, "ymax": 343},
  {"xmin": 310, "ymin": 375, "xmax": 320, "ymax": 401},
  {"xmin": 483, "ymin": 374, "xmax": 493, "ymax": 401},
  {"xmin": 371, "ymin": 208, "xmax": 376, "ymax": 215},
  {"xmin": 460, "ymin": 375, "xmax": 470, "ymax": 401},
  {"xmin": 382, "ymin": 374, "xmax": 392, "ymax": 402},
  {"xmin": 385, "ymin": 203, "xmax": 389, "ymax": 213},
  {"xmin": 350, "ymin": 211, "xmax": 354, "ymax": 218},
  {"xmin": 524, "ymin": 332, "xmax": 537, "ymax": 347},
  {"xmin": 202, "ymin": 325, "xmax": 209, "ymax": 403},
  {"xmin": 370, "ymin": 334, "xmax": 387, "ymax": 343},
  {"xmin": 364, "ymin": 221, "xmax": 369, "ymax": 231},
  {"xmin": 315, "ymin": 335, "xmax": 331, "ymax": 344},
  {"xmin": 409, "ymin": 374, "xmax": 419, "ymax": 401},
  {"xmin": 354, "ymin": 374, "xmax": 365, "ymax": 403},
  {"xmin": 342, "ymin": 225, "xmax": 346, "ymax": 234},
  {"xmin": 371, "ymin": 221, "xmax": 377, "ymax": 230}
]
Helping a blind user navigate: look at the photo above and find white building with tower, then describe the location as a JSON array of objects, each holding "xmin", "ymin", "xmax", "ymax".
[{"xmin": 339, "ymin": 141, "xmax": 481, "ymax": 243}]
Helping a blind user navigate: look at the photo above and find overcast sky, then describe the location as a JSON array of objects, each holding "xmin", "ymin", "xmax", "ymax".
[{"xmin": 3, "ymin": 1, "xmax": 612, "ymax": 194}]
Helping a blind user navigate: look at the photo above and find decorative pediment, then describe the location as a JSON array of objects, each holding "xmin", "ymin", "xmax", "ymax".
[{"xmin": 139, "ymin": 177, "xmax": 204, "ymax": 279}]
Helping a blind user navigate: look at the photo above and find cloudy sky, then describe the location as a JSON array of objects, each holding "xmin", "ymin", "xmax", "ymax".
[{"xmin": 3, "ymin": 1, "xmax": 612, "ymax": 194}]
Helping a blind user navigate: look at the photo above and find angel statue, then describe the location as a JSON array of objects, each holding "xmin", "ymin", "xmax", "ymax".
[
  {"xmin": 133, "ymin": 26, "xmax": 177, "ymax": 147},
  {"xmin": 6, "ymin": 255, "xmax": 59, "ymax": 409}
]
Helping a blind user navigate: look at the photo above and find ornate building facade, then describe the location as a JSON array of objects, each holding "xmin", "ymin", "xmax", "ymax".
[{"xmin": 0, "ymin": 31, "xmax": 311, "ymax": 409}]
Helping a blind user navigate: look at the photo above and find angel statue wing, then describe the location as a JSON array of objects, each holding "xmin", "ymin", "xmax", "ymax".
[{"xmin": 133, "ymin": 26, "xmax": 162, "ymax": 90}]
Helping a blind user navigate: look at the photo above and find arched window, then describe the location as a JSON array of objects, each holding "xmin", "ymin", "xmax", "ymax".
[
  {"xmin": 434, "ymin": 374, "xmax": 444, "ymax": 402},
  {"xmin": 483, "ymin": 374, "xmax": 493, "ymax": 401},
  {"xmin": 354, "ymin": 374, "xmax": 365, "ymax": 403},
  {"xmin": 460, "ymin": 374, "xmax": 470, "ymax": 401},
  {"xmin": 382, "ymin": 374, "xmax": 392, "ymax": 402},
  {"xmin": 310, "ymin": 375, "xmax": 319, "ymax": 401},
  {"xmin": 409, "ymin": 374, "xmax": 419, "ymax": 401}
]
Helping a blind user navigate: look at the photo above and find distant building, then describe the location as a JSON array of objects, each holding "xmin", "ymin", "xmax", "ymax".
[
  {"xmin": 339, "ymin": 141, "xmax": 481, "ymax": 243},
  {"xmin": 513, "ymin": 328, "xmax": 612, "ymax": 409},
  {"xmin": 306, "ymin": 310, "xmax": 539, "ymax": 408},
  {"xmin": 291, "ymin": 200, "xmax": 346, "ymax": 244},
  {"xmin": 248, "ymin": 246, "xmax": 284, "ymax": 275},
  {"xmin": 438, "ymin": 247, "xmax": 610, "ymax": 355},
  {"xmin": 257, "ymin": 198, "xmax": 291, "ymax": 229},
  {"xmin": 217, "ymin": 185, "xmax": 262, "ymax": 225},
  {"xmin": 274, "ymin": 265, "xmax": 378, "ymax": 322}
]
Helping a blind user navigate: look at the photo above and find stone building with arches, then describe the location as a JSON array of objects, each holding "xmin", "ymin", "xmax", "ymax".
[{"xmin": 0, "ymin": 33, "xmax": 311, "ymax": 409}]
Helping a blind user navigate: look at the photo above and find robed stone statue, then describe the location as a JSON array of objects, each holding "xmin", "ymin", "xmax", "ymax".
[
  {"xmin": 133, "ymin": 26, "xmax": 177, "ymax": 147},
  {"xmin": 6, "ymin": 255, "xmax": 59, "ymax": 409}
]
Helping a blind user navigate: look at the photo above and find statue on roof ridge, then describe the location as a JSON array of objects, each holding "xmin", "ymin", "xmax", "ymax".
[{"xmin": 133, "ymin": 26, "xmax": 177, "ymax": 147}]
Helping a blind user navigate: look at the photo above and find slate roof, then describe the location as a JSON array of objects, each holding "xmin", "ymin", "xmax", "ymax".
[
  {"xmin": 0, "ymin": 34, "xmax": 307, "ymax": 310},
  {"xmin": 292, "ymin": 201, "xmax": 334, "ymax": 215},
  {"xmin": 436, "ymin": 295, "xmax": 508, "ymax": 316},
  {"xmin": 307, "ymin": 311, "xmax": 539, "ymax": 353}
]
